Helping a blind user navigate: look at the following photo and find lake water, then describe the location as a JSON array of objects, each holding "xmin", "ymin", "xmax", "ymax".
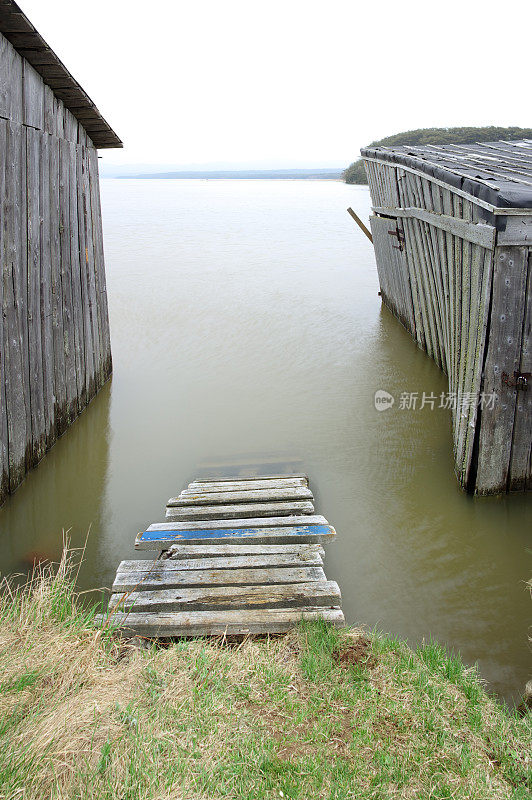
[{"xmin": 0, "ymin": 179, "xmax": 530, "ymax": 705}]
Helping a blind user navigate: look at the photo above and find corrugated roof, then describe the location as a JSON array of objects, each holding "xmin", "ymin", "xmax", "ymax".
[
  {"xmin": 0, "ymin": 0, "xmax": 122, "ymax": 148},
  {"xmin": 361, "ymin": 140, "xmax": 532, "ymax": 209}
]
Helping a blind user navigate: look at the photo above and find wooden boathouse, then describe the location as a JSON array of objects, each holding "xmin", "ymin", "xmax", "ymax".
[
  {"xmin": 0, "ymin": 1, "xmax": 122, "ymax": 505},
  {"xmin": 361, "ymin": 141, "xmax": 532, "ymax": 495}
]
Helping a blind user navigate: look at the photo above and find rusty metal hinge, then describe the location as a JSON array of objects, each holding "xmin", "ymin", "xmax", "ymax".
[
  {"xmin": 502, "ymin": 371, "xmax": 530, "ymax": 390},
  {"xmin": 388, "ymin": 228, "xmax": 405, "ymax": 252}
]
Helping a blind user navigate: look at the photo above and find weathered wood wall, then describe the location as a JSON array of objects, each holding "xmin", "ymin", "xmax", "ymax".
[
  {"xmin": 0, "ymin": 32, "xmax": 112, "ymax": 505},
  {"xmin": 363, "ymin": 156, "xmax": 531, "ymax": 495}
]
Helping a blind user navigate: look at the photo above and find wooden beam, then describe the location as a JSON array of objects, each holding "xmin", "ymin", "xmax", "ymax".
[
  {"xmin": 347, "ymin": 207, "xmax": 373, "ymax": 242},
  {"xmin": 96, "ymin": 607, "xmax": 345, "ymax": 637},
  {"xmin": 186, "ymin": 477, "xmax": 308, "ymax": 492},
  {"xmin": 109, "ymin": 580, "xmax": 341, "ymax": 613},
  {"xmin": 112, "ymin": 566, "xmax": 326, "ymax": 592},
  {"xmin": 163, "ymin": 543, "xmax": 325, "ymax": 559},
  {"xmin": 165, "ymin": 500, "xmax": 315, "ymax": 521},
  {"xmin": 146, "ymin": 515, "xmax": 328, "ymax": 532},
  {"xmin": 136, "ymin": 523, "xmax": 336, "ymax": 550},
  {"xmin": 169, "ymin": 487, "xmax": 313, "ymax": 505}
]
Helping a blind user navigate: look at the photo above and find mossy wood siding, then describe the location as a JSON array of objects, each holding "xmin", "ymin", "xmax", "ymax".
[{"xmin": 0, "ymin": 31, "xmax": 112, "ymax": 504}]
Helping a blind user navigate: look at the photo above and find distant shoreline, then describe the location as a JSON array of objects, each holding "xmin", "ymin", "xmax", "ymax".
[{"xmin": 117, "ymin": 169, "xmax": 344, "ymax": 181}]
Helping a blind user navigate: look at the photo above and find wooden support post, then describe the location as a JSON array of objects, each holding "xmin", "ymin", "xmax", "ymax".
[{"xmin": 347, "ymin": 207, "xmax": 373, "ymax": 243}]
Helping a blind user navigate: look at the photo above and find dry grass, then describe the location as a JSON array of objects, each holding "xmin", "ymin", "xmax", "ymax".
[{"xmin": 0, "ymin": 551, "xmax": 530, "ymax": 800}]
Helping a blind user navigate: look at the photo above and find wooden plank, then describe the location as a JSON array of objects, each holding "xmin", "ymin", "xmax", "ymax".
[
  {"xmin": 165, "ymin": 501, "xmax": 314, "ymax": 521},
  {"xmin": 191, "ymin": 473, "xmax": 308, "ymax": 485},
  {"xmin": 476, "ymin": 246, "xmax": 528, "ymax": 493},
  {"xmin": 396, "ymin": 170, "xmax": 428, "ymax": 351},
  {"xmin": 147, "ymin": 514, "xmax": 327, "ymax": 532},
  {"xmin": 163, "ymin": 543, "xmax": 325, "ymax": 559},
  {"xmin": 0, "ymin": 33, "xmax": 23, "ymax": 123},
  {"xmin": 63, "ymin": 107, "xmax": 78, "ymax": 144},
  {"xmin": 455, "ymin": 242, "xmax": 493, "ymax": 488},
  {"xmin": 76, "ymin": 144, "xmax": 94, "ymax": 403},
  {"xmin": 3, "ymin": 120, "xmax": 29, "ymax": 490},
  {"xmin": 170, "ymin": 487, "xmax": 313, "ymax": 505},
  {"xmin": 39, "ymin": 129, "xmax": 55, "ymax": 448},
  {"xmin": 117, "ymin": 545, "xmax": 323, "ymax": 574},
  {"xmin": 59, "ymin": 137, "xmax": 78, "ymax": 423},
  {"xmin": 372, "ymin": 205, "xmax": 496, "ymax": 249},
  {"xmin": 112, "ymin": 566, "xmax": 326, "ymax": 592},
  {"xmin": 109, "ymin": 580, "xmax": 341, "ymax": 613},
  {"xmin": 455, "ymin": 202, "xmax": 473, "ymax": 482},
  {"xmin": 97, "ymin": 607, "xmax": 345, "ymax": 637},
  {"xmin": 508, "ymin": 249, "xmax": 532, "ymax": 490},
  {"xmin": 67, "ymin": 139, "xmax": 84, "ymax": 412},
  {"xmin": 49, "ymin": 134, "xmax": 67, "ymax": 434},
  {"xmin": 81, "ymin": 144, "xmax": 100, "ymax": 399},
  {"xmin": 369, "ymin": 214, "xmax": 415, "ymax": 333},
  {"xmin": 43, "ymin": 84, "xmax": 54, "ymax": 134},
  {"xmin": 25, "ymin": 126, "xmax": 46, "ymax": 464},
  {"xmin": 136, "ymin": 523, "xmax": 336, "ymax": 549},
  {"xmin": 440, "ymin": 186, "xmax": 457, "ymax": 393},
  {"xmin": 117, "ymin": 551, "xmax": 324, "ymax": 574},
  {"xmin": 420, "ymin": 175, "xmax": 452, "ymax": 377},
  {"xmin": 88, "ymin": 147, "xmax": 112, "ymax": 383},
  {"xmin": 22, "ymin": 60, "xmax": 44, "ymax": 130},
  {"xmin": 0, "ymin": 118, "xmax": 8, "ymax": 502},
  {"xmin": 52, "ymin": 94, "xmax": 64, "ymax": 139},
  {"xmin": 186, "ymin": 477, "xmax": 308, "ymax": 492},
  {"xmin": 404, "ymin": 172, "xmax": 442, "ymax": 368},
  {"xmin": 347, "ymin": 206, "xmax": 373, "ymax": 242}
]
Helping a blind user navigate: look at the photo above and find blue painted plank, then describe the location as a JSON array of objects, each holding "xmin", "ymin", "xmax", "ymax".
[{"xmin": 138, "ymin": 524, "xmax": 333, "ymax": 543}]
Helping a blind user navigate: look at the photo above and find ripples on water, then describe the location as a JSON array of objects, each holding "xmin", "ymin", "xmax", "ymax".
[{"xmin": 0, "ymin": 179, "xmax": 529, "ymax": 704}]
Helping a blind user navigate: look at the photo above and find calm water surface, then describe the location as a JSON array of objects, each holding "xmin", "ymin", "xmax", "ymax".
[{"xmin": 0, "ymin": 179, "xmax": 530, "ymax": 704}]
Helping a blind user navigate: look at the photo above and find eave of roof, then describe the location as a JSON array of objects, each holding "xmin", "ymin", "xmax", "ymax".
[
  {"xmin": 0, "ymin": 0, "xmax": 122, "ymax": 148},
  {"xmin": 361, "ymin": 140, "xmax": 532, "ymax": 210}
]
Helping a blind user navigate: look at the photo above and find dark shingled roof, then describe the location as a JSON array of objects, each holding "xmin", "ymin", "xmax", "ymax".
[
  {"xmin": 0, "ymin": 0, "xmax": 122, "ymax": 148},
  {"xmin": 361, "ymin": 140, "xmax": 532, "ymax": 209}
]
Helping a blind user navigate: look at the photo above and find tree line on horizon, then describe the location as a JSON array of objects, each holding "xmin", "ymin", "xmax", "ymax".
[{"xmin": 343, "ymin": 126, "xmax": 532, "ymax": 184}]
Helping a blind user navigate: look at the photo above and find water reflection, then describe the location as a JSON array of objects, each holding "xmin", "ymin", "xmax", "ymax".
[{"xmin": 0, "ymin": 381, "xmax": 112, "ymax": 591}]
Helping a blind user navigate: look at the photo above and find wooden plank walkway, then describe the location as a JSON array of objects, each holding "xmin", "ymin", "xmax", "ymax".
[{"xmin": 102, "ymin": 474, "xmax": 344, "ymax": 637}]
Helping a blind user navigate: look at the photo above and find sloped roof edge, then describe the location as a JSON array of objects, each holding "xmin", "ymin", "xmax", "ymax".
[
  {"xmin": 0, "ymin": 0, "xmax": 122, "ymax": 148},
  {"xmin": 361, "ymin": 140, "xmax": 532, "ymax": 209}
]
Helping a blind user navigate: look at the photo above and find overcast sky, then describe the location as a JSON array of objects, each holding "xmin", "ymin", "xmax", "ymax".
[{"xmin": 19, "ymin": 0, "xmax": 532, "ymax": 170}]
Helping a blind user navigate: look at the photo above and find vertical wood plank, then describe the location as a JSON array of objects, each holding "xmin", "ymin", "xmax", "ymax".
[
  {"xmin": 39, "ymin": 130, "xmax": 55, "ymax": 447},
  {"xmin": 63, "ymin": 108, "xmax": 78, "ymax": 143},
  {"xmin": 26, "ymin": 126, "xmax": 46, "ymax": 463},
  {"xmin": 3, "ymin": 121, "xmax": 29, "ymax": 489},
  {"xmin": 0, "ymin": 33, "xmax": 23, "ymax": 123},
  {"xmin": 43, "ymin": 84, "xmax": 54, "ymax": 135},
  {"xmin": 59, "ymin": 137, "xmax": 78, "ymax": 422},
  {"xmin": 88, "ymin": 146, "xmax": 112, "ymax": 383},
  {"xmin": 49, "ymin": 134, "xmax": 67, "ymax": 434},
  {"xmin": 76, "ymin": 144, "xmax": 94, "ymax": 402},
  {"xmin": 476, "ymin": 247, "xmax": 528, "ymax": 493},
  {"xmin": 441, "ymin": 187, "xmax": 457, "ymax": 395},
  {"xmin": 52, "ymin": 95, "xmax": 64, "ymax": 139},
  {"xmin": 22, "ymin": 61, "xmax": 44, "ymax": 130},
  {"xmin": 0, "ymin": 118, "xmax": 9, "ymax": 502},
  {"xmin": 508, "ymin": 249, "xmax": 531, "ymax": 490},
  {"xmin": 68, "ymin": 140, "xmax": 85, "ymax": 410},
  {"xmin": 82, "ymin": 145, "xmax": 100, "ymax": 399}
]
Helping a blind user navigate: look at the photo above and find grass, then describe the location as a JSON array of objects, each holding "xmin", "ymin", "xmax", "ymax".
[{"xmin": 0, "ymin": 552, "xmax": 530, "ymax": 799}]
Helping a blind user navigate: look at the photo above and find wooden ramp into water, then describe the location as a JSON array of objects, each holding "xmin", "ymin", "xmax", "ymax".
[{"xmin": 104, "ymin": 475, "xmax": 344, "ymax": 637}]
